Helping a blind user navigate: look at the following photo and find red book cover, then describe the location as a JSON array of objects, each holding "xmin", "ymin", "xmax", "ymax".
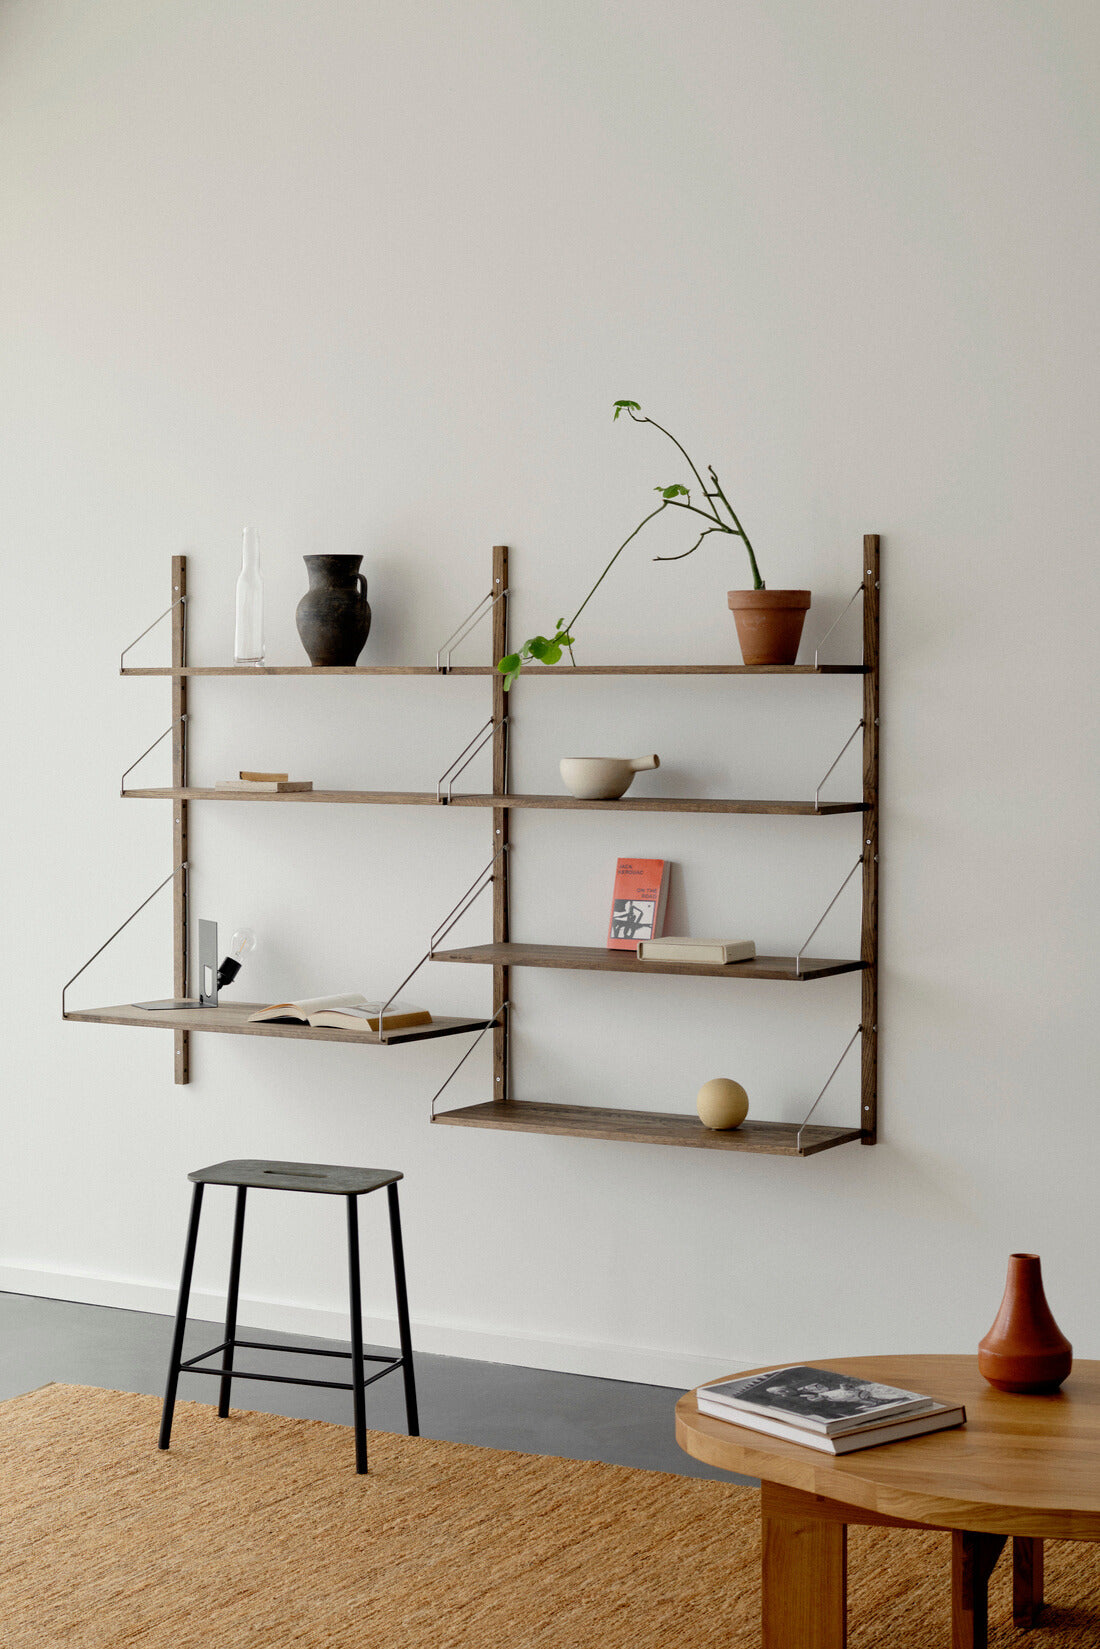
[{"xmin": 607, "ymin": 858, "xmax": 670, "ymax": 950}]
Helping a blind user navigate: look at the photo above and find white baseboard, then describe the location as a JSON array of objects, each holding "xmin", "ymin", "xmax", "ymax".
[{"xmin": 0, "ymin": 1266, "xmax": 745, "ymax": 1390}]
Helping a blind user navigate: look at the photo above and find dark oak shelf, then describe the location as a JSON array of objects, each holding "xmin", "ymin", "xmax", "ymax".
[
  {"xmin": 124, "ymin": 787, "xmax": 443, "ymax": 806},
  {"xmin": 432, "ymin": 942, "xmax": 866, "ymax": 982},
  {"xmin": 63, "ymin": 1001, "xmax": 491, "ymax": 1046},
  {"xmin": 121, "ymin": 663, "xmax": 866, "ymax": 677},
  {"xmin": 452, "ymin": 794, "xmax": 865, "ymax": 815},
  {"xmin": 432, "ymin": 1100, "xmax": 863, "ymax": 1156},
  {"xmin": 122, "ymin": 787, "xmax": 865, "ymax": 815},
  {"xmin": 121, "ymin": 665, "xmax": 484, "ymax": 676}
]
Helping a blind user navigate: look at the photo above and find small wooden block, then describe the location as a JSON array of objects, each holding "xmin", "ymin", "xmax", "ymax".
[{"xmin": 240, "ymin": 770, "xmax": 288, "ymax": 781}]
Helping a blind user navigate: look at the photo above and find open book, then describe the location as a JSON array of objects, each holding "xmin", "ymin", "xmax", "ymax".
[{"xmin": 247, "ymin": 994, "xmax": 432, "ymax": 1032}]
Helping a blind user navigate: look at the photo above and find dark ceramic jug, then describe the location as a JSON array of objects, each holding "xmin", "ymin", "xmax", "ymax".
[{"xmin": 295, "ymin": 555, "xmax": 371, "ymax": 666}]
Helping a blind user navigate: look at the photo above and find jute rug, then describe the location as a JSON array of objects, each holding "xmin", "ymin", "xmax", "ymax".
[{"xmin": 2, "ymin": 1386, "xmax": 1099, "ymax": 1647}]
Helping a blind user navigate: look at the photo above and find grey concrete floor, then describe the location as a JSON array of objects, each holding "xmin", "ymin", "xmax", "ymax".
[{"xmin": 0, "ymin": 1291, "xmax": 753, "ymax": 1485}]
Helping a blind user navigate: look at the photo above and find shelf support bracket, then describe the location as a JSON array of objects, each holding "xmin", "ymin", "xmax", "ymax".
[
  {"xmin": 121, "ymin": 717, "xmax": 187, "ymax": 795},
  {"xmin": 62, "ymin": 863, "xmax": 188, "ymax": 1019},
  {"xmin": 796, "ymin": 1024, "xmax": 863, "ymax": 1153},
  {"xmin": 435, "ymin": 586, "xmax": 509, "ymax": 673},
  {"xmin": 430, "ymin": 1002, "xmax": 509, "ymax": 1119},
  {"xmin": 436, "ymin": 716, "xmax": 505, "ymax": 802},
  {"xmin": 795, "ymin": 854, "xmax": 865, "ymax": 977},
  {"xmin": 373, "ymin": 845, "xmax": 508, "ymax": 1041},
  {"xmin": 120, "ymin": 593, "xmax": 186, "ymax": 673},
  {"xmin": 813, "ymin": 582, "xmax": 864, "ymax": 670},
  {"xmin": 813, "ymin": 719, "xmax": 864, "ymax": 810}
]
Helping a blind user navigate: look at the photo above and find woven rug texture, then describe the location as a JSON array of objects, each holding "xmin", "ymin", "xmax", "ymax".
[{"xmin": 1, "ymin": 1385, "xmax": 1098, "ymax": 1647}]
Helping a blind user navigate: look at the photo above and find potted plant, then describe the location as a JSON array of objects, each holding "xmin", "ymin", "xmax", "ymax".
[{"xmin": 498, "ymin": 402, "xmax": 810, "ymax": 688}]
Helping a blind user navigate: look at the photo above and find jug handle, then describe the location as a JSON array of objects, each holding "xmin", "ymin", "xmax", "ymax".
[{"xmin": 357, "ymin": 574, "xmax": 368, "ymax": 600}]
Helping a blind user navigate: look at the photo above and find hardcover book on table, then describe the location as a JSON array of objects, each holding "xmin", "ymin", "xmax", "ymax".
[
  {"xmin": 702, "ymin": 1365, "xmax": 938, "ymax": 1433},
  {"xmin": 607, "ymin": 858, "xmax": 670, "ymax": 951}
]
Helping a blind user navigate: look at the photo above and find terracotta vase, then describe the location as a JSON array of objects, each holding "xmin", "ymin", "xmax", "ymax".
[
  {"xmin": 727, "ymin": 589, "xmax": 811, "ymax": 666},
  {"xmin": 978, "ymin": 1253, "xmax": 1072, "ymax": 1393}
]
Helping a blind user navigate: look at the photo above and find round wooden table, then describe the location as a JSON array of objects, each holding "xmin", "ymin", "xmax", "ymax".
[{"xmin": 676, "ymin": 1355, "xmax": 1100, "ymax": 1649}]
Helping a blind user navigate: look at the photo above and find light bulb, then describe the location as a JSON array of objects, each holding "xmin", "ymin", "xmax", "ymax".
[
  {"xmin": 217, "ymin": 928, "xmax": 258, "ymax": 989},
  {"xmin": 230, "ymin": 928, "xmax": 258, "ymax": 961}
]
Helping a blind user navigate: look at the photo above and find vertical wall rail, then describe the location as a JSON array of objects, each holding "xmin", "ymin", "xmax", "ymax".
[
  {"xmin": 861, "ymin": 535, "xmax": 879, "ymax": 1142},
  {"xmin": 491, "ymin": 546, "xmax": 510, "ymax": 1104},
  {"xmin": 172, "ymin": 556, "xmax": 190, "ymax": 1085}
]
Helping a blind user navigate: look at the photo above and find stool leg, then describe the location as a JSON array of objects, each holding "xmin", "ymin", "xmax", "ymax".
[
  {"xmin": 346, "ymin": 1194, "xmax": 368, "ymax": 1474},
  {"xmin": 387, "ymin": 1182, "xmax": 419, "ymax": 1437},
  {"xmin": 158, "ymin": 1182, "xmax": 205, "ymax": 1451},
  {"xmin": 218, "ymin": 1186, "xmax": 247, "ymax": 1418}
]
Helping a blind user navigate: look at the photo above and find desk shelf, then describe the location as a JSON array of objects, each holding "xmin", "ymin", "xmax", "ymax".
[{"xmin": 62, "ymin": 1001, "xmax": 490, "ymax": 1046}]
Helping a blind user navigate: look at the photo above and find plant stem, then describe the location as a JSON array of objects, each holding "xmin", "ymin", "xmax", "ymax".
[
  {"xmin": 565, "ymin": 501, "xmax": 670, "ymax": 630},
  {"xmin": 708, "ymin": 467, "xmax": 763, "ymax": 588},
  {"xmin": 629, "ymin": 410, "xmax": 720, "ymax": 524}
]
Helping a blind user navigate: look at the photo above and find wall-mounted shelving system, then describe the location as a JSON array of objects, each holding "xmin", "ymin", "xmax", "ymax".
[{"xmin": 65, "ymin": 539, "xmax": 879, "ymax": 1157}]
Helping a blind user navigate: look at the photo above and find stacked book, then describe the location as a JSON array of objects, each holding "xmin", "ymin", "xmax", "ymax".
[{"xmin": 696, "ymin": 1365, "xmax": 965, "ymax": 1454}]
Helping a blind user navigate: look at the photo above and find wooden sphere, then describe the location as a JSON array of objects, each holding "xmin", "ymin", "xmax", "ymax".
[{"xmin": 696, "ymin": 1078, "xmax": 749, "ymax": 1130}]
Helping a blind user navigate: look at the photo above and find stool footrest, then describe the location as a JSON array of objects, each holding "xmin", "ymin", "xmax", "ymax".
[
  {"xmin": 179, "ymin": 1337, "xmax": 403, "ymax": 1370},
  {"xmin": 176, "ymin": 1338, "xmax": 405, "ymax": 1396}
]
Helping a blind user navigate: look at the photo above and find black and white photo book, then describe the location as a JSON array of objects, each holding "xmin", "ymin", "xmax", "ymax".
[{"xmin": 701, "ymin": 1365, "xmax": 937, "ymax": 1436}]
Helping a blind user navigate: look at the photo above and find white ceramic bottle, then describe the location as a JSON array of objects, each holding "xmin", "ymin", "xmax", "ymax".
[{"xmin": 234, "ymin": 527, "xmax": 265, "ymax": 665}]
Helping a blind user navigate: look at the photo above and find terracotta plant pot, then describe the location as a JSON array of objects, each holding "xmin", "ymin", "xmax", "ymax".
[
  {"xmin": 727, "ymin": 589, "xmax": 811, "ymax": 666},
  {"xmin": 978, "ymin": 1253, "xmax": 1073, "ymax": 1394}
]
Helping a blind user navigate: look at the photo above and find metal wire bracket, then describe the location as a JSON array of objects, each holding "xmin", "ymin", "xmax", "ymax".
[
  {"xmin": 373, "ymin": 845, "xmax": 508, "ymax": 1040},
  {"xmin": 121, "ymin": 717, "xmax": 187, "ymax": 794},
  {"xmin": 795, "ymin": 854, "xmax": 864, "ymax": 977},
  {"xmin": 813, "ymin": 719, "xmax": 864, "ymax": 810},
  {"xmin": 813, "ymin": 583, "xmax": 865, "ymax": 670},
  {"xmin": 62, "ymin": 863, "xmax": 188, "ymax": 1017},
  {"xmin": 436, "ymin": 716, "xmax": 505, "ymax": 802},
  {"xmin": 796, "ymin": 1024, "xmax": 863, "ymax": 1152},
  {"xmin": 435, "ymin": 587, "xmax": 509, "ymax": 673},
  {"xmin": 430, "ymin": 1001, "xmax": 509, "ymax": 1119},
  {"xmin": 121, "ymin": 593, "xmax": 187, "ymax": 672}
]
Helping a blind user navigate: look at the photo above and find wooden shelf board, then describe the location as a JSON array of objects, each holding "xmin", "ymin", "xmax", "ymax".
[
  {"xmin": 121, "ymin": 663, "xmax": 866, "ymax": 677},
  {"xmin": 122, "ymin": 788, "xmax": 865, "ymax": 815},
  {"xmin": 432, "ymin": 942, "xmax": 866, "ymax": 982},
  {"xmin": 450, "ymin": 794, "xmax": 867, "ymax": 815},
  {"xmin": 433, "ymin": 1100, "xmax": 863, "ymax": 1156},
  {"xmin": 123, "ymin": 788, "xmax": 442, "ymax": 805},
  {"xmin": 121, "ymin": 665, "xmax": 484, "ymax": 676},
  {"xmin": 63, "ymin": 1001, "xmax": 490, "ymax": 1046}
]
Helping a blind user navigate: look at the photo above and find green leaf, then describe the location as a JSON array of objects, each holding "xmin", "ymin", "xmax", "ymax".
[
  {"xmin": 497, "ymin": 653, "xmax": 521, "ymax": 674},
  {"xmin": 612, "ymin": 399, "xmax": 641, "ymax": 420},
  {"xmin": 656, "ymin": 483, "xmax": 689, "ymax": 499},
  {"xmin": 527, "ymin": 636, "xmax": 552, "ymax": 661},
  {"xmin": 541, "ymin": 642, "xmax": 562, "ymax": 664}
]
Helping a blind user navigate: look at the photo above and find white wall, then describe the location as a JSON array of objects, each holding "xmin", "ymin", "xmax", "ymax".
[{"xmin": 2, "ymin": 0, "xmax": 1098, "ymax": 1390}]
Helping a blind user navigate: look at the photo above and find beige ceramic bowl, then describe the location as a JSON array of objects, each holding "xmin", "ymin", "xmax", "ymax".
[{"xmin": 559, "ymin": 755, "xmax": 659, "ymax": 800}]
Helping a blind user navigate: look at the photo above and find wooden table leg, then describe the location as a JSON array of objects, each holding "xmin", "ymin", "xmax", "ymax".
[
  {"xmin": 1012, "ymin": 1537, "xmax": 1044, "ymax": 1629},
  {"xmin": 952, "ymin": 1531, "xmax": 1006, "ymax": 1649},
  {"xmin": 761, "ymin": 1482, "xmax": 847, "ymax": 1649}
]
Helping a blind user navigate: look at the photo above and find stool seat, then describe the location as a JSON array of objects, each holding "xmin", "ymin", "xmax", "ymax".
[{"xmin": 189, "ymin": 1159, "xmax": 402, "ymax": 1196}]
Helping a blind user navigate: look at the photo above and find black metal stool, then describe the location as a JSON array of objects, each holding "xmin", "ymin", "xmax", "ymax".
[{"xmin": 157, "ymin": 1159, "xmax": 419, "ymax": 1474}]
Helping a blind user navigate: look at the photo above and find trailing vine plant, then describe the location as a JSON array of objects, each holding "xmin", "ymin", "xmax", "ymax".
[{"xmin": 497, "ymin": 401, "xmax": 763, "ymax": 688}]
